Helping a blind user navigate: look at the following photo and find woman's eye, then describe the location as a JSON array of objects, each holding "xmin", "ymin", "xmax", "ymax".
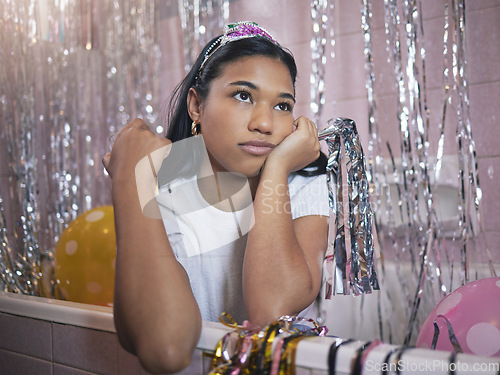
[
  {"xmin": 234, "ymin": 91, "xmax": 251, "ymax": 103},
  {"xmin": 275, "ymin": 102, "xmax": 292, "ymax": 112}
]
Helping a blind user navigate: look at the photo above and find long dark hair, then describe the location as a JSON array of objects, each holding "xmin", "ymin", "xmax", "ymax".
[{"xmin": 166, "ymin": 35, "xmax": 326, "ymax": 177}]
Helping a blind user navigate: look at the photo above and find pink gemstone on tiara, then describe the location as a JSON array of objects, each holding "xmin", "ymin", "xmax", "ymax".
[{"xmin": 223, "ymin": 21, "xmax": 278, "ymax": 45}]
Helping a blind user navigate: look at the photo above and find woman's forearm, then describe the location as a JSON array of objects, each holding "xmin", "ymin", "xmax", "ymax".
[
  {"xmin": 112, "ymin": 179, "xmax": 201, "ymax": 373},
  {"xmin": 243, "ymin": 165, "xmax": 324, "ymax": 326}
]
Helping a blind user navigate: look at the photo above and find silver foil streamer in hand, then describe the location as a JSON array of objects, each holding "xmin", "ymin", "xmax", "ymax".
[{"xmin": 319, "ymin": 117, "xmax": 379, "ymax": 297}]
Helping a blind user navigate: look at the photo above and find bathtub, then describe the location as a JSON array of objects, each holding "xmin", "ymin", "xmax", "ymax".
[{"xmin": 1, "ymin": 290, "xmax": 499, "ymax": 374}]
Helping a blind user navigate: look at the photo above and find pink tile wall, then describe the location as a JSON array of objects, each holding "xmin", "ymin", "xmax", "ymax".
[
  {"xmin": 158, "ymin": 16, "xmax": 186, "ymax": 110},
  {"xmin": 0, "ymin": 312, "xmax": 210, "ymax": 375},
  {"xmin": 465, "ymin": 3, "xmax": 500, "ymax": 254},
  {"xmin": 0, "ymin": 350, "xmax": 52, "ymax": 375}
]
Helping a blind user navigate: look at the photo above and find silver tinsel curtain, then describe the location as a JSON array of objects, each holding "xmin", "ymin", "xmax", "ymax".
[
  {"xmin": 358, "ymin": 0, "xmax": 494, "ymax": 344},
  {"xmin": 309, "ymin": 0, "xmax": 493, "ymax": 344},
  {"xmin": 0, "ymin": 0, "xmax": 231, "ymax": 297},
  {"xmin": 0, "ymin": 0, "xmax": 162, "ymax": 296}
]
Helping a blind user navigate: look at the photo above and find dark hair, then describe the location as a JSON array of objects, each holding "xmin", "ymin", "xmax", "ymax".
[{"xmin": 166, "ymin": 35, "xmax": 326, "ymax": 177}]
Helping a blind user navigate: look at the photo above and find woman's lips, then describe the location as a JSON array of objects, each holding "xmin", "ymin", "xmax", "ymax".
[{"xmin": 239, "ymin": 140, "xmax": 275, "ymax": 156}]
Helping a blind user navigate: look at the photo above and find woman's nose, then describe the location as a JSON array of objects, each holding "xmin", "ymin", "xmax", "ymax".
[{"xmin": 247, "ymin": 105, "xmax": 273, "ymax": 134}]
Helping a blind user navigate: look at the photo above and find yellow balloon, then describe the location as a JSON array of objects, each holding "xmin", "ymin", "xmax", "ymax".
[{"xmin": 54, "ymin": 206, "xmax": 116, "ymax": 306}]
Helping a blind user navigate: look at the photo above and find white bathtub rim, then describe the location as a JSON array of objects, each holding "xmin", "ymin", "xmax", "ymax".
[
  {"xmin": 1, "ymin": 291, "xmax": 499, "ymax": 373},
  {"xmin": 0, "ymin": 291, "xmax": 232, "ymax": 351},
  {"xmin": 0, "ymin": 290, "xmax": 115, "ymax": 332}
]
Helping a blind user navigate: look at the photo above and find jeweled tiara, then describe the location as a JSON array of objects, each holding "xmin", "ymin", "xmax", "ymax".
[{"xmin": 198, "ymin": 21, "xmax": 280, "ymax": 73}]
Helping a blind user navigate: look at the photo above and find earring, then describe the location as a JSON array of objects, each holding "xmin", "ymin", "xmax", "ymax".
[{"xmin": 191, "ymin": 121, "xmax": 200, "ymax": 136}]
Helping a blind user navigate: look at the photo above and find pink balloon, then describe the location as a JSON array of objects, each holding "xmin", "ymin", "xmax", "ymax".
[{"xmin": 416, "ymin": 277, "xmax": 500, "ymax": 357}]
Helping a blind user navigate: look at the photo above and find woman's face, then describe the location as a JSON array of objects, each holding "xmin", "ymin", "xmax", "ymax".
[{"xmin": 196, "ymin": 56, "xmax": 296, "ymax": 178}]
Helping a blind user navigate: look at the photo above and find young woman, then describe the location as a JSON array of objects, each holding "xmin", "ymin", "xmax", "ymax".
[{"xmin": 103, "ymin": 22, "xmax": 329, "ymax": 374}]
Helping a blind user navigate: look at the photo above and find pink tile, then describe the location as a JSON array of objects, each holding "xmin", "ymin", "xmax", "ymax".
[
  {"xmin": 420, "ymin": 0, "xmax": 447, "ymax": 20},
  {"xmin": 466, "ymin": 1, "xmax": 500, "ymax": 12},
  {"xmin": 311, "ymin": 370, "xmax": 329, "ymax": 375},
  {"xmin": 53, "ymin": 363, "xmax": 96, "ymax": 375},
  {"xmin": 367, "ymin": 93, "xmax": 399, "ymax": 159},
  {"xmin": 370, "ymin": 27, "xmax": 397, "ymax": 97},
  {"xmin": 52, "ymin": 323, "xmax": 118, "ymax": 374},
  {"xmin": 291, "ymin": 41, "xmax": 313, "ymax": 107},
  {"xmin": 367, "ymin": 4, "xmax": 449, "ymax": 98},
  {"xmin": 330, "ymin": 97, "xmax": 370, "ymax": 145},
  {"xmin": 323, "ymin": 33, "xmax": 366, "ymax": 102},
  {"xmin": 317, "ymin": 99, "xmax": 340, "ymax": 129},
  {"xmin": 158, "ymin": 1, "xmax": 179, "ymax": 20},
  {"xmin": 159, "ymin": 67, "xmax": 185, "ymax": 106},
  {"xmin": 293, "ymin": 103, "xmax": 314, "ymax": 122},
  {"xmin": 477, "ymin": 156, "xmax": 500, "ymax": 233},
  {"xmin": 319, "ymin": 49, "xmax": 341, "ymax": 107},
  {"xmin": 336, "ymin": 0, "xmax": 363, "ymax": 36},
  {"xmin": 159, "ymin": 17, "xmax": 185, "ymax": 71},
  {"xmin": 0, "ymin": 175, "xmax": 15, "ymax": 236},
  {"xmin": 118, "ymin": 345, "xmax": 147, "ymax": 374},
  {"xmin": 0, "ymin": 127, "xmax": 9, "ymax": 179},
  {"xmin": 367, "ymin": 88, "xmax": 462, "ymax": 162},
  {"xmin": 366, "ymin": 0, "xmax": 386, "ymax": 31},
  {"xmin": 295, "ymin": 367, "xmax": 312, "ymax": 375},
  {"xmin": 0, "ymin": 313, "xmax": 52, "ymax": 360},
  {"xmin": 283, "ymin": 0, "xmax": 314, "ymax": 45},
  {"xmin": 475, "ymin": 231, "xmax": 500, "ymax": 264},
  {"xmin": 424, "ymin": 88, "xmax": 461, "ymax": 157},
  {"xmin": 422, "ymin": 16, "xmax": 448, "ymax": 91},
  {"xmin": 466, "ymin": 7, "xmax": 500, "ymax": 84},
  {"xmin": 0, "ymin": 349, "xmax": 52, "ymax": 375},
  {"xmin": 469, "ymin": 81, "xmax": 500, "ymax": 158}
]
